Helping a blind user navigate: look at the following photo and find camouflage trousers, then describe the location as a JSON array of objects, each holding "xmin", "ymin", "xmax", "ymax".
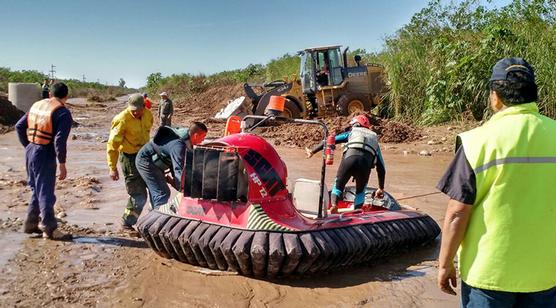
[{"xmin": 119, "ymin": 153, "xmax": 148, "ymax": 227}]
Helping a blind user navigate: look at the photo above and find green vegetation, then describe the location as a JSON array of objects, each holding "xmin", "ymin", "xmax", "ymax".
[
  {"xmin": 0, "ymin": 68, "xmax": 45, "ymax": 93},
  {"xmin": 265, "ymin": 54, "xmax": 300, "ymax": 81},
  {"xmin": 145, "ymin": 0, "xmax": 556, "ymax": 125},
  {"xmin": 145, "ymin": 54, "xmax": 300, "ymax": 99},
  {"xmin": 0, "ymin": 67, "xmax": 132, "ymax": 102},
  {"xmin": 380, "ymin": 0, "xmax": 556, "ymax": 124}
]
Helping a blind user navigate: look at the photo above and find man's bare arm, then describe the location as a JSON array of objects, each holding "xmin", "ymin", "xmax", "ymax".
[{"xmin": 437, "ymin": 199, "xmax": 472, "ymax": 295}]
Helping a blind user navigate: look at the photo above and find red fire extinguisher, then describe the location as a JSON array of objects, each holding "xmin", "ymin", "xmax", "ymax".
[{"xmin": 325, "ymin": 133, "xmax": 336, "ymax": 165}]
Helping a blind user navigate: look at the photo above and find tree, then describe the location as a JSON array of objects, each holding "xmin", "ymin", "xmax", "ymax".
[{"xmin": 118, "ymin": 78, "xmax": 126, "ymax": 88}]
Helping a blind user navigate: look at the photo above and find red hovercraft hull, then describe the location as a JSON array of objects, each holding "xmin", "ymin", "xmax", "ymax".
[{"xmin": 137, "ymin": 133, "xmax": 440, "ymax": 277}]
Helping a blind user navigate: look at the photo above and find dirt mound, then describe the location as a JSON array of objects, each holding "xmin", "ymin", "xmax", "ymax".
[
  {"xmin": 258, "ymin": 115, "xmax": 421, "ymax": 148},
  {"xmin": 169, "ymin": 85, "xmax": 420, "ymax": 145},
  {"xmin": 370, "ymin": 117, "xmax": 422, "ymax": 143},
  {"xmin": 174, "ymin": 83, "xmax": 245, "ymax": 116},
  {"xmin": 170, "ymin": 83, "xmax": 244, "ymax": 138},
  {"xmin": 0, "ymin": 94, "xmax": 24, "ymax": 133}
]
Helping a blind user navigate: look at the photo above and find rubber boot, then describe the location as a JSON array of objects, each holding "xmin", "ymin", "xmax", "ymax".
[
  {"xmin": 42, "ymin": 228, "xmax": 72, "ymax": 241},
  {"xmin": 23, "ymin": 219, "xmax": 41, "ymax": 234},
  {"xmin": 120, "ymin": 219, "xmax": 140, "ymax": 237}
]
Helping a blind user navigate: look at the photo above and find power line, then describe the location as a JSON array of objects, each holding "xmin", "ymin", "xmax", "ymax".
[{"xmin": 49, "ymin": 64, "xmax": 56, "ymax": 80}]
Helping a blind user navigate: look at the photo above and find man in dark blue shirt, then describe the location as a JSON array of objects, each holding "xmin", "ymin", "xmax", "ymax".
[
  {"xmin": 136, "ymin": 122, "xmax": 207, "ymax": 208},
  {"xmin": 15, "ymin": 82, "xmax": 73, "ymax": 240}
]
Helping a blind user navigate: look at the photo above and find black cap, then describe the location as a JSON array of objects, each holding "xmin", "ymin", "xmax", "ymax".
[{"xmin": 490, "ymin": 57, "xmax": 535, "ymax": 83}]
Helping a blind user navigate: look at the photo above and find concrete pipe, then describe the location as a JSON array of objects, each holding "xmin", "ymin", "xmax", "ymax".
[{"xmin": 8, "ymin": 83, "xmax": 41, "ymax": 113}]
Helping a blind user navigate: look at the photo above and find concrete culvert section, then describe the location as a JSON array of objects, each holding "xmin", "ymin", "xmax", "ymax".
[{"xmin": 8, "ymin": 83, "xmax": 41, "ymax": 113}]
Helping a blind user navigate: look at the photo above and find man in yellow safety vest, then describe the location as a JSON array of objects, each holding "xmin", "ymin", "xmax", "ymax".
[{"xmin": 436, "ymin": 58, "xmax": 556, "ymax": 307}]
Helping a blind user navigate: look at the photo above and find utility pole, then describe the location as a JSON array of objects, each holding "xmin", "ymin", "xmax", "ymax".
[
  {"xmin": 82, "ymin": 74, "xmax": 86, "ymax": 82},
  {"xmin": 49, "ymin": 64, "xmax": 56, "ymax": 80}
]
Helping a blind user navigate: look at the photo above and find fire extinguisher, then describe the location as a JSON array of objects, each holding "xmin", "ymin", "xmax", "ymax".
[{"xmin": 325, "ymin": 133, "xmax": 336, "ymax": 165}]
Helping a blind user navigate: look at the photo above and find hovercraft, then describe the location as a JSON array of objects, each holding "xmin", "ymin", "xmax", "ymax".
[{"xmin": 137, "ymin": 115, "xmax": 440, "ymax": 278}]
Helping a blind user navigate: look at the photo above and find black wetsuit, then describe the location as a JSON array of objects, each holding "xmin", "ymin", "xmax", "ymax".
[{"xmin": 311, "ymin": 129, "xmax": 386, "ymax": 208}]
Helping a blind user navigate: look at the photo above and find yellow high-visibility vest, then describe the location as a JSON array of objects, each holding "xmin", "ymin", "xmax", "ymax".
[{"xmin": 458, "ymin": 102, "xmax": 556, "ymax": 292}]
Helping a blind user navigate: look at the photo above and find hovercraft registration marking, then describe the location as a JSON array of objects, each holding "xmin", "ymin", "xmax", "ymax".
[{"xmin": 243, "ymin": 150, "xmax": 286, "ymax": 196}]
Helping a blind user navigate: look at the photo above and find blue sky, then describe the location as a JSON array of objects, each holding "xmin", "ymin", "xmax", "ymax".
[{"xmin": 0, "ymin": 0, "xmax": 510, "ymax": 87}]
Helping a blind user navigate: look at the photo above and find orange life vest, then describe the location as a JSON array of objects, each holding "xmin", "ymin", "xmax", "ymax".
[{"xmin": 27, "ymin": 98, "xmax": 64, "ymax": 145}]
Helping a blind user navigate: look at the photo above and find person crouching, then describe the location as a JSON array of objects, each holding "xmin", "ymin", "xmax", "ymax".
[{"xmin": 136, "ymin": 122, "xmax": 207, "ymax": 208}]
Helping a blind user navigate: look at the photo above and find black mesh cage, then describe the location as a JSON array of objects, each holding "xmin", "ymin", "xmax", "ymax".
[{"xmin": 183, "ymin": 147, "xmax": 248, "ymax": 202}]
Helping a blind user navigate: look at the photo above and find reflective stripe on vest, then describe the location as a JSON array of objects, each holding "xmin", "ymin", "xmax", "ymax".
[
  {"xmin": 458, "ymin": 102, "xmax": 556, "ymax": 292},
  {"xmin": 344, "ymin": 126, "xmax": 379, "ymax": 157},
  {"xmin": 27, "ymin": 98, "xmax": 64, "ymax": 145},
  {"xmin": 474, "ymin": 156, "xmax": 556, "ymax": 174}
]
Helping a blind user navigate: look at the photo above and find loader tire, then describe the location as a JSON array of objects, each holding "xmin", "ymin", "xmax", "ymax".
[
  {"xmin": 337, "ymin": 94, "xmax": 371, "ymax": 116},
  {"xmin": 282, "ymin": 100, "xmax": 301, "ymax": 119}
]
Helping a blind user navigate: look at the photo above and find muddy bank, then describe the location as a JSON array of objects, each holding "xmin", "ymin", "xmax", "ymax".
[
  {"xmin": 156, "ymin": 82, "xmax": 429, "ymax": 149},
  {"xmin": 149, "ymin": 84, "xmax": 243, "ymax": 139},
  {"xmin": 256, "ymin": 115, "xmax": 421, "ymax": 148},
  {"xmin": 0, "ymin": 95, "xmax": 24, "ymax": 134},
  {"xmin": 167, "ymin": 83, "xmax": 245, "ymax": 119}
]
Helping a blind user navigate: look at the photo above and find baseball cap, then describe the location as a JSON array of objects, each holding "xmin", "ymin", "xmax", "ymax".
[
  {"xmin": 159, "ymin": 92, "xmax": 168, "ymax": 96},
  {"xmin": 490, "ymin": 57, "xmax": 535, "ymax": 83},
  {"xmin": 127, "ymin": 93, "xmax": 145, "ymax": 111}
]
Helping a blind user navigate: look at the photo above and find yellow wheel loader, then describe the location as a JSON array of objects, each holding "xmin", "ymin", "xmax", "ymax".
[{"xmin": 244, "ymin": 45, "xmax": 387, "ymax": 119}]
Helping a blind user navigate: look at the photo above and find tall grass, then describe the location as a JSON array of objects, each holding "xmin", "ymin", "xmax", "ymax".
[
  {"xmin": 380, "ymin": 0, "xmax": 556, "ymax": 124},
  {"xmin": 266, "ymin": 54, "xmax": 300, "ymax": 81}
]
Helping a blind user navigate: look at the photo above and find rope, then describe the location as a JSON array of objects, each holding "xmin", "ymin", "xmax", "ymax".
[{"xmin": 396, "ymin": 191, "xmax": 442, "ymax": 201}]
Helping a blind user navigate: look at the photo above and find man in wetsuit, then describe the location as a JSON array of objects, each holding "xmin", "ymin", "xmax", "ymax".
[
  {"xmin": 306, "ymin": 115, "xmax": 386, "ymax": 213},
  {"xmin": 136, "ymin": 122, "xmax": 207, "ymax": 208}
]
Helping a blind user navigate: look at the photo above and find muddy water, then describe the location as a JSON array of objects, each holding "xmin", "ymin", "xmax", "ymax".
[
  {"xmin": 107, "ymin": 149, "xmax": 456, "ymax": 308},
  {"xmin": 0, "ymin": 97, "xmax": 459, "ymax": 307}
]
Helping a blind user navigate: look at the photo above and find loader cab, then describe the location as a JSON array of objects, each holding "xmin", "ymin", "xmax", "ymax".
[{"xmin": 299, "ymin": 45, "xmax": 345, "ymax": 95}]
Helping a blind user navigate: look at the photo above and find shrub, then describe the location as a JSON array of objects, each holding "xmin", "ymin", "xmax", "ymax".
[{"xmin": 380, "ymin": 0, "xmax": 556, "ymax": 124}]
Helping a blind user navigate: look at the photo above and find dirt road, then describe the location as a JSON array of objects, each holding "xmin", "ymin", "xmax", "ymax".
[{"xmin": 0, "ymin": 96, "xmax": 458, "ymax": 307}]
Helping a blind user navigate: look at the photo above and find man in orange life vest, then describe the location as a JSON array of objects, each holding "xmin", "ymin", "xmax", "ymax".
[{"xmin": 15, "ymin": 82, "xmax": 73, "ymax": 240}]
